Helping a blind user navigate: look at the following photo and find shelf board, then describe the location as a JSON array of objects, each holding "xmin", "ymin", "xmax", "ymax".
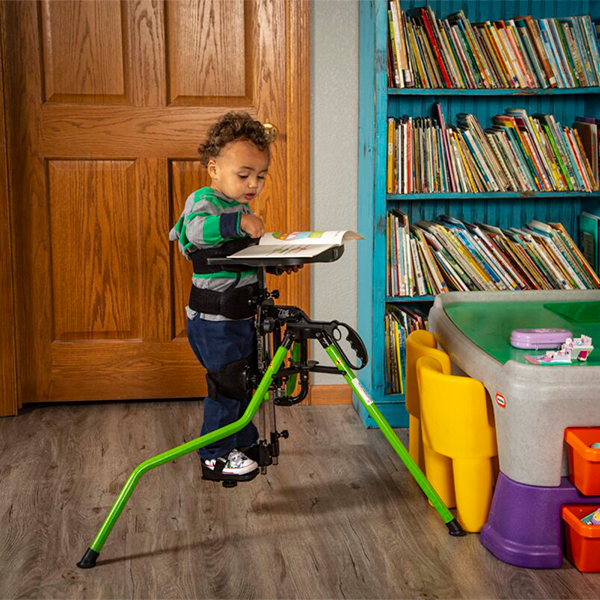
[
  {"xmin": 386, "ymin": 295, "xmax": 435, "ymax": 303},
  {"xmin": 380, "ymin": 393, "xmax": 405, "ymax": 402},
  {"xmin": 388, "ymin": 87, "xmax": 600, "ymax": 96},
  {"xmin": 387, "ymin": 192, "xmax": 600, "ymax": 201}
]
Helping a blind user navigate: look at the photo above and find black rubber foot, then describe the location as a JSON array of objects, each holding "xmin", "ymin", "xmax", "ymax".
[
  {"xmin": 77, "ymin": 547, "xmax": 99, "ymax": 569},
  {"xmin": 446, "ymin": 518, "xmax": 466, "ymax": 537}
]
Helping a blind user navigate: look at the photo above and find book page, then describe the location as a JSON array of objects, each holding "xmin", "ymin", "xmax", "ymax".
[{"xmin": 257, "ymin": 230, "xmax": 362, "ymax": 246}]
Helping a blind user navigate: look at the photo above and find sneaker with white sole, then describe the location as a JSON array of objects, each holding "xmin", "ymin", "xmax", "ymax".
[
  {"xmin": 239, "ymin": 443, "xmax": 260, "ymax": 463},
  {"xmin": 201, "ymin": 448, "xmax": 259, "ymax": 482}
]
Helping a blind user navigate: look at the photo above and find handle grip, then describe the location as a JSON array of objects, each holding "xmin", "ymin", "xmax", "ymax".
[{"xmin": 330, "ymin": 322, "xmax": 368, "ymax": 370}]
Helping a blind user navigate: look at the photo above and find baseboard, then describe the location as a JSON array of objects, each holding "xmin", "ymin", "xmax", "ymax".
[{"xmin": 309, "ymin": 384, "xmax": 352, "ymax": 405}]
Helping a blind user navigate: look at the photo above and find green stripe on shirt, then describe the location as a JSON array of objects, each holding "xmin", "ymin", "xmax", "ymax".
[{"xmin": 193, "ymin": 188, "xmax": 241, "ymax": 210}]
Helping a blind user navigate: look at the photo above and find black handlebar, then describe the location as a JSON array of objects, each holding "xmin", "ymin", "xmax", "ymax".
[{"xmin": 323, "ymin": 321, "xmax": 369, "ymax": 371}]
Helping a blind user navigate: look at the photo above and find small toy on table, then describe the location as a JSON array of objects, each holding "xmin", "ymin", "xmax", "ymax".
[
  {"xmin": 564, "ymin": 335, "xmax": 594, "ymax": 362},
  {"xmin": 524, "ymin": 335, "xmax": 594, "ymax": 365},
  {"xmin": 510, "ymin": 328, "xmax": 572, "ymax": 350},
  {"xmin": 581, "ymin": 508, "xmax": 600, "ymax": 525}
]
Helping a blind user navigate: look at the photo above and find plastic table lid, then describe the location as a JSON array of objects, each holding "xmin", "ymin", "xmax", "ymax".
[
  {"xmin": 544, "ymin": 301, "xmax": 600, "ymax": 323},
  {"xmin": 444, "ymin": 300, "xmax": 600, "ymax": 366}
]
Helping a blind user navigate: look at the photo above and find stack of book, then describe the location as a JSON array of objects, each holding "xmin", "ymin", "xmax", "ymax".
[
  {"xmin": 385, "ymin": 304, "xmax": 427, "ymax": 395},
  {"xmin": 387, "ymin": 211, "xmax": 600, "ymax": 296},
  {"xmin": 387, "ymin": 104, "xmax": 599, "ymax": 194},
  {"xmin": 387, "ymin": 210, "xmax": 448, "ymax": 296},
  {"xmin": 387, "ymin": 1, "xmax": 600, "ymax": 89}
]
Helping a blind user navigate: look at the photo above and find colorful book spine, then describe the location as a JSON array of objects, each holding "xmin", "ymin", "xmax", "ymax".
[
  {"xmin": 387, "ymin": 210, "xmax": 599, "ymax": 297},
  {"xmin": 387, "ymin": 3, "xmax": 600, "ymax": 90}
]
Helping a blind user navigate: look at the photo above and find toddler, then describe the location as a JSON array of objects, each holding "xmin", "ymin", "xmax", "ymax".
[{"xmin": 170, "ymin": 112, "xmax": 272, "ymax": 482}]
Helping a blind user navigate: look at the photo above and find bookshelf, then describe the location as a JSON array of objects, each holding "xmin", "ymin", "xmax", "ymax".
[
  {"xmin": 356, "ymin": 0, "xmax": 600, "ymax": 427},
  {"xmin": 389, "ymin": 87, "xmax": 600, "ymax": 96}
]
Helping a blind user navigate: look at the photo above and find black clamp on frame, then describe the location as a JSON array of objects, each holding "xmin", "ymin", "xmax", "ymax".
[{"xmin": 253, "ymin": 303, "xmax": 368, "ymax": 406}]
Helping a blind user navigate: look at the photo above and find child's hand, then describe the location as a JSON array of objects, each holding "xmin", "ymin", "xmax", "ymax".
[
  {"xmin": 283, "ymin": 265, "xmax": 304, "ymax": 274},
  {"xmin": 240, "ymin": 213, "xmax": 265, "ymax": 238}
]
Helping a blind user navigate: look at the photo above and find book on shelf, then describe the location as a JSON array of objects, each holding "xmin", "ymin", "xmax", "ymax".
[
  {"xmin": 574, "ymin": 117, "xmax": 600, "ymax": 188},
  {"xmin": 388, "ymin": 0, "xmax": 413, "ymax": 88},
  {"xmin": 386, "ymin": 104, "xmax": 599, "ymax": 194},
  {"xmin": 386, "ymin": 211, "xmax": 600, "ymax": 297},
  {"xmin": 579, "ymin": 212, "xmax": 600, "ymax": 272},
  {"xmin": 227, "ymin": 230, "xmax": 362, "ymax": 260},
  {"xmin": 387, "ymin": 210, "xmax": 449, "ymax": 297},
  {"xmin": 385, "ymin": 304, "xmax": 428, "ymax": 395},
  {"xmin": 387, "ymin": 1, "xmax": 600, "ymax": 90}
]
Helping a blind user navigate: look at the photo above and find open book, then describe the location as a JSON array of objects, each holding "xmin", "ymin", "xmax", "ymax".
[{"xmin": 229, "ymin": 230, "xmax": 362, "ymax": 259}]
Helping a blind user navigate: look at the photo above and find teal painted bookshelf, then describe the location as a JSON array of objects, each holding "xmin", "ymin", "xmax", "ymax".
[
  {"xmin": 389, "ymin": 87, "xmax": 600, "ymax": 96},
  {"xmin": 356, "ymin": 0, "xmax": 600, "ymax": 428}
]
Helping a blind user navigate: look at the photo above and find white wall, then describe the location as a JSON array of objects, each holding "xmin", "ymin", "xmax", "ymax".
[{"xmin": 311, "ymin": 0, "xmax": 359, "ymax": 382}]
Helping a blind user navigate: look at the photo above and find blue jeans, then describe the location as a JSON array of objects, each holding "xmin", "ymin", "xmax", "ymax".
[{"xmin": 187, "ymin": 315, "xmax": 259, "ymax": 459}]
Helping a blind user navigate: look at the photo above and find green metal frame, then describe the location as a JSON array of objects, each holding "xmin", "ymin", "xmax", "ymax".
[{"xmin": 77, "ymin": 332, "xmax": 461, "ymax": 569}]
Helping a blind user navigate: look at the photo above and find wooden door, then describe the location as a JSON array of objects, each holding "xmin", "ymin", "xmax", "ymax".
[{"xmin": 1, "ymin": 0, "xmax": 310, "ymax": 413}]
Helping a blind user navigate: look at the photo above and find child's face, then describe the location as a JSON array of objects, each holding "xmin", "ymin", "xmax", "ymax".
[{"xmin": 208, "ymin": 140, "xmax": 270, "ymax": 203}]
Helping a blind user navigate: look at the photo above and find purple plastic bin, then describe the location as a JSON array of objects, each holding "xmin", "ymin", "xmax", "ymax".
[{"xmin": 480, "ymin": 473, "xmax": 600, "ymax": 569}]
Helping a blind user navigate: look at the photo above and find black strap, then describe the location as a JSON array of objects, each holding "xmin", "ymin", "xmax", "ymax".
[
  {"xmin": 213, "ymin": 457, "xmax": 227, "ymax": 475},
  {"xmin": 189, "ymin": 282, "xmax": 259, "ymax": 320},
  {"xmin": 190, "ymin": 237, "xmax": 258, "ymax": 274}
]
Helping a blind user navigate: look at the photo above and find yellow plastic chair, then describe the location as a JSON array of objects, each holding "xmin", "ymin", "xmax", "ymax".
[
  {"xmin": 405, "ymin": 330, "xmax": 451, "ymax": 469},
  {"xmin": 417, "ymin": 355, "xmax": 498, "ymax": 532}
]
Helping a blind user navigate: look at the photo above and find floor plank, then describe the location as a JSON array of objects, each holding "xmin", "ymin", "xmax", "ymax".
[{"xmin": 1, "ymin": 401, "xmax": 600, "ymax": 599}]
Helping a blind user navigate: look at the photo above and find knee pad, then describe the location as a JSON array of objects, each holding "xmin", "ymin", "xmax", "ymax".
[{"xmin": 206, "ymin": 354, "xmax": 256, "ymax": 401}]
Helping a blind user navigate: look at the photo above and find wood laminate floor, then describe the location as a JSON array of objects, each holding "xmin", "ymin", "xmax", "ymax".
[{"xmin": 1, "ymin": 400, "xmax": 600, "ymax": 599}]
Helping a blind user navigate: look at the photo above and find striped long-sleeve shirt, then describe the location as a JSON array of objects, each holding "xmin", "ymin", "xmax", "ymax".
[{"xmin": 169, "ymin": 186, "xmax": 258, "ymax": 321}]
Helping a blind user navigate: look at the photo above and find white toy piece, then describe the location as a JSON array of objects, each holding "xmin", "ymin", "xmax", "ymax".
[
  {"xmin": 524, "ymin": 335, "xmax": 593, "ymax": 365},
  {"xmin": 563, "ymin": 335, "xmax": 594, "ymax": 362},
  {"xmin": 542, "ymin": 346, "xmax": 573, "ymax": 364}
]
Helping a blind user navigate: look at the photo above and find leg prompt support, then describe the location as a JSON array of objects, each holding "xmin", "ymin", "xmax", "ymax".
[
  {"xmin": 206, "ymin": 354, "xmax": 255, "ymax": 401},
  {"xmin": 77, "ymin": 342, "xmax": 292, "ymax": 568}
]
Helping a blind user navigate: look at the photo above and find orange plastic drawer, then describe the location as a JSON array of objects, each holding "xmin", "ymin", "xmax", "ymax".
[
  {"xmin": 565, "ymin": 428, "xmax": 600, "ymax": 496},
  {"xmin": 563, "ymin": 505, "xmax": 600, "ymax": 572}
]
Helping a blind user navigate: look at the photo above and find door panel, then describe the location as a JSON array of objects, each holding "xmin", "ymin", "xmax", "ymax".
[
  {"xmin": 49, "ymin": 160, "xmax": 139, "ymax": 342},
  {"xmin": 167, "ymin": 0, "xmax": 248, "ymax": 102},
  {"xmin": 2, "ymin": 0, "xmax": 310, "ymax": 408},
  {"xmin": 41, "ymin": 0, "xmax": 131, "ymax": 104}
]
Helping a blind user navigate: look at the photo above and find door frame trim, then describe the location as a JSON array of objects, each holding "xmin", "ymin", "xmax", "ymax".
[
  {"xmin": 286, "ymin": 0, "xmax": 311, "ymax": 316},
  {"xmin": 0, "ymin": 7, "xmax": 18, "ymax": 417}
]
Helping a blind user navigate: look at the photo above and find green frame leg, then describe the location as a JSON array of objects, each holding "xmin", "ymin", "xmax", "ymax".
[
  {"xmin": 77, "ymin": 341, "xmax": 292, "ymax": 568},
  {"xmin": 77, "ymin": 335, "xmax": 463, "ymax": 569},
  {"xmin": 322, "ymin": 341, "xmax": 464, "ymax": 536}
]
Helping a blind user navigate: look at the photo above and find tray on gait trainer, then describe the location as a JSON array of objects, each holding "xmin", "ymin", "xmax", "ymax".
[{"xmin": 207, "ymin": 245, "xmax": 345, "ymax": 268}]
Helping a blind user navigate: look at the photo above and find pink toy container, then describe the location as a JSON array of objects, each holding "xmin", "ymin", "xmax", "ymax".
[{"xmin": 510, "ymin": 328, "xmax": 573, "ymax": 350}]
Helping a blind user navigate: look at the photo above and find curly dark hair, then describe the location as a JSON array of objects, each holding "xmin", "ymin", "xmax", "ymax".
[{"xmin": 198, "ymin": 112, "xmax": 270, "ymax": 166}]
